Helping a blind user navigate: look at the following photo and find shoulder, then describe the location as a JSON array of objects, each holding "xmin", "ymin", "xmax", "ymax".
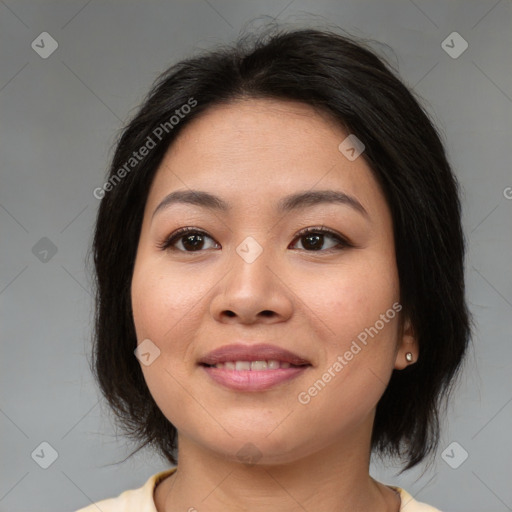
[
  {"xmin": 73, "ymin": 468, "xmax": 177, "ymax": 512},
  {"xmin": 390, "ymin": 486, "xmax": 444, "ymax": 512}
]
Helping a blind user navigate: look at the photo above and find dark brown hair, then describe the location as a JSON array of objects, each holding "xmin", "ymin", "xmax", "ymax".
[{"xmin": 89, "ymin": 24, "xmax": 472, "ymax": 473}]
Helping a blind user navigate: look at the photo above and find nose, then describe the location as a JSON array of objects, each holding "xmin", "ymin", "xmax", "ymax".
[{"xmin": 209, "ymin": 241, "xmax": 294, "ymax": 325}]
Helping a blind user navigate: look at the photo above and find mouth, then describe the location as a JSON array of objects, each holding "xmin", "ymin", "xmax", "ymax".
[{"xmin": 198, "ymin": 343, "xmax": 312, "ymax": 391}]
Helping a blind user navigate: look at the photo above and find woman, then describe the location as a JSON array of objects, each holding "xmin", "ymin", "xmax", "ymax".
[{"xmin": 77, "ymin": 25, "xmax": 471, "ymax": 512}]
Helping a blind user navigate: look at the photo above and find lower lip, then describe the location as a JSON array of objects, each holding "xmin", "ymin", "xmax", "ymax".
[{"xmin": 201, "ymin": 365, "xmax": 309, "ymax": 391}]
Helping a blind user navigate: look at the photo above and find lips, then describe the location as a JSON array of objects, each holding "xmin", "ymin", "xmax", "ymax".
[
  {"xmin": 198, "ymin": 343, "xmax": 312, "ymax": 391},
  {"xmin": 198, "ymin": 343, "xmax": 311, "ymax": 367}
]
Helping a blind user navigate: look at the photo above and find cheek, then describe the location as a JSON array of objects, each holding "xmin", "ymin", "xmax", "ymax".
[
  {"xmin": 312, "ymin": 256, "xmax": 399, "ymax": 337},
  {"xmin": 297, "ymin": 301, "xmax": 401, "ymax": 436},
  {"xmin": 303, "ymin": 251, "xmax": 401, "ymax": 403},
  {"xmin": 131, "ymin": 256, "xmax": 199, "ymax": 343},
  {"xmin": 131, "ymin": 258, "xmax": 199, "ymax": 429}
]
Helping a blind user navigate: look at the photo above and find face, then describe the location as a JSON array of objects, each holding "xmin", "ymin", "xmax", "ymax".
[{"xmin": 131, "ymin": 98, "xmax": 416, "ymax": 465}]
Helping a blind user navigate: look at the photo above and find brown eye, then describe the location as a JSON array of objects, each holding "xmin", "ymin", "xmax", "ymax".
[
  {"xmin": 290, "ymin": 227, "xmax": 350, "ymax": 252},
  {"xmin": 158, "ymin": 228, "xmax": 218, "ymax": 252}
]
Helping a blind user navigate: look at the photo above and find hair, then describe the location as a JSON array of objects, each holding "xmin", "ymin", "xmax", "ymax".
[{"xmin": 89, "ymin": 22, "xmax": 472, "ymax": 474}]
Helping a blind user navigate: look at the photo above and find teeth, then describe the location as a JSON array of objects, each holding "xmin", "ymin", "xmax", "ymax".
[
  {"xmin": 212, "ymin": 360, "xmax": 295, "ymax": 370},
  {"xmin": 251, "ymin": 360, "xmax": 268, "ymax": 370}
]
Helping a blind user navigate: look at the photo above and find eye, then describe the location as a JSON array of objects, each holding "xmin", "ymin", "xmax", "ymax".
[
  {"xmin": 289, "ymin": 226, "xmax": 351, "ymax": 252},
  {"xmin": 157, "ymin": 227, "xmax": 219, "ymax": 252}
]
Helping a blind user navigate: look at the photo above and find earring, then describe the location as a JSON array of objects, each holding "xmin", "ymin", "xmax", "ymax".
[{"xmin": 405, "ymin": 352, "xmax": 413, "ymax": 363}]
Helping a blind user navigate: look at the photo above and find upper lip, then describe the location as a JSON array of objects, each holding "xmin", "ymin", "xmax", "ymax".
[{"xmin": 198, "ymin": 343, "xmax": 311, "ymax": 366}]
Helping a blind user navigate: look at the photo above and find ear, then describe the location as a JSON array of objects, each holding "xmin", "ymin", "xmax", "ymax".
[{"xmin": 394, "ymin": 315, "xmax": 419, "ymax": 370}]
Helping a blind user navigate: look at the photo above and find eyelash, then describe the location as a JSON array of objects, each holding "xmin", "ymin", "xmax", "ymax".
[{"xmin": 157, "ymin": 226, "xmax": 352, "ymax": 253}]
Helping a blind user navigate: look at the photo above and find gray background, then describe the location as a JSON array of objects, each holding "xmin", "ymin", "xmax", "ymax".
[{"xmin": 1, "ymin": 1, "xmax": 511, "ymax": 511}]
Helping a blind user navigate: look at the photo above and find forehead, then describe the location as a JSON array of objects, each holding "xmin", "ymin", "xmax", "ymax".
[
  {"xmin": 169, "ymin": 98, "xmax": 345, "ymax": 162},
  {"xmin": 145, "ymin": 98, "xmax": 386, "ymax": 220}
]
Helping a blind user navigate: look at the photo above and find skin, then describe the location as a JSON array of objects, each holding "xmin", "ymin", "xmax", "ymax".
[{"xmin": 131, "ymin": 98, "xmax": 418, "ymax": 512}]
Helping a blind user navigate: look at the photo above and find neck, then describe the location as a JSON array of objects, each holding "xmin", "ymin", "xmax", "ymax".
[{"xmin": 155, "ymin": 420, "xmax": 400, "ymax": 512}]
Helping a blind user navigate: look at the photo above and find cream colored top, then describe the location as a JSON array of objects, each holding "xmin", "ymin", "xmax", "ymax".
[{"xmin": 74, "ymin": 467, "xmax": 442, "ymax": 511}]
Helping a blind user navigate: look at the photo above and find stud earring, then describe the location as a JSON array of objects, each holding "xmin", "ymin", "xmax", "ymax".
[{"xmin": 405, "ymin": 352, "xmax": 413, "ymax": 363}]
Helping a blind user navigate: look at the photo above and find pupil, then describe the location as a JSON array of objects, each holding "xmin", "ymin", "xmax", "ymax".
[
  {"xmin": 305, "ymin": 234, "xmax": 322, "ymax": 250},
  {"xmin": 184, "ymin": 234, "xmax": 203, "ymax": 250}
]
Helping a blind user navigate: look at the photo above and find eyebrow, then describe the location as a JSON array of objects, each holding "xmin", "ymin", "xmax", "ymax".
[{"xmin": 152, "ymin": 189, "xmax": 369, "ymax": 220}]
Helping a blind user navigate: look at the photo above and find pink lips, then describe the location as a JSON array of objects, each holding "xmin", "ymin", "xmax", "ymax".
[{"xmin": 198, "ymin": 343, "xmax": 311, "ymax": 392}]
